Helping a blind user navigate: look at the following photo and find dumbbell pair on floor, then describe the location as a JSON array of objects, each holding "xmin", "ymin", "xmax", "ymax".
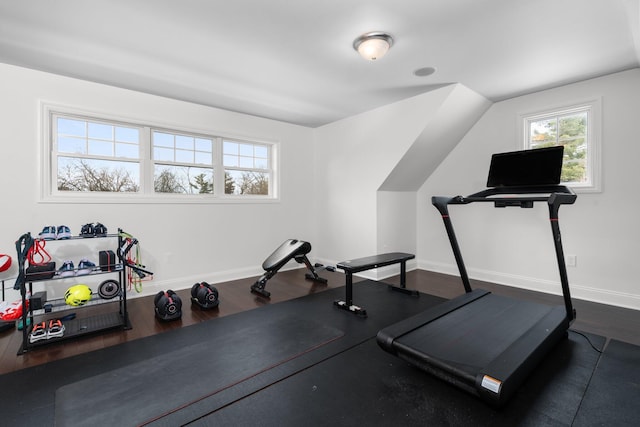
[{"xmin": 154, "ymin": 282, "xmax": 220, "ymax": 321}]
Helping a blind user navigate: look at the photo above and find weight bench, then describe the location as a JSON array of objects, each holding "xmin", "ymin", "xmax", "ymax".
[
  {"xmin": 250, "ymin": 239, "xmax": 330, "ymax": 298},
  {"xmin": 334, "ymin": 252, "xmax": 417, "ymax": 317}
]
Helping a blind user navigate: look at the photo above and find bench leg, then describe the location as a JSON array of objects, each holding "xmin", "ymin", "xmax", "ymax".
[
  {"xmin": 345, "ymin": 272, "xmax": 353, "ymax": 305},
  {"xmin": 387, "ymin": 261, "xmax": 420, "ymax": 297},
  {"xmin": 333, "ymin": 272, "xmax": 367, "ymax": 317}
]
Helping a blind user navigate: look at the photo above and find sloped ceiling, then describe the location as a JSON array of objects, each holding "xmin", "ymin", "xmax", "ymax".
[{"xmin": 379, "ymin": 84, "xmax": 491, "ymax": 191}]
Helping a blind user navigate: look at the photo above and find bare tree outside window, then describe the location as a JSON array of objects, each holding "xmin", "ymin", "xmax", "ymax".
[
  {"xmin": 224, "ymin": 170, "xmax": 269, "ymax": 195},
  {"xmin": 57, "ymin": 158, "xmax": 139, "ymax": 192},
  {"xmin": 153, "ymin": 165, "xmax": 213, "ymax": 194},
  {"xmin": 223, "ymin": 140, "xmax": 271, "ymax": 196}
]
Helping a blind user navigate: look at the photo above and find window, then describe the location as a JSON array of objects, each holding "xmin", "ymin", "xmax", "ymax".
[
  {"xmin": 54, "ymin": 115, "xmax": 141, "ymax": 193},
  {"xmin": 44, "ymin": 105, "xmax": 277, "ymax": 202},
  {"xmin": 152, "ymin": 131, "xmax": 214, "ymax": 194},
  {"xmin": 521, "ymin": 99, "xmax": 601, "ymax": 192},
  {"xmin": 223, "ymin": 140, "xmax": 271, "ymax": 195}
]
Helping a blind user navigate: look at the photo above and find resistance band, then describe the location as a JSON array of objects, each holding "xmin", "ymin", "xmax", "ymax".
[{"xmin": 119, "ymin": 230, "xmax": 152, "ymax": 293}]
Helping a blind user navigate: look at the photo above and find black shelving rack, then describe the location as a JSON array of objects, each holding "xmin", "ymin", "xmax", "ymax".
[{"xmin": 16, "ymin": 230, "xmax": 136, "ymax": 354}]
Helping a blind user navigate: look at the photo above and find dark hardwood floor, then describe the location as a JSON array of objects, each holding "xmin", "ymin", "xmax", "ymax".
[{"xmin": 1, "ymin": 269, "xmax": 638, "ymax": 375}]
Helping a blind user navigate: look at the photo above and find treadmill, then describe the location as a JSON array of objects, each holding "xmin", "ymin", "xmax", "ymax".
[{"xmin": 377, "ymin": 146, "xmax": 577, "ymax": 406}]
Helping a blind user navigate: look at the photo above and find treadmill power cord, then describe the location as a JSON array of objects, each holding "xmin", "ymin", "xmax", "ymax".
[{"xmin": 569, "ymin": 329, "xmax": 604, "ymax": 353}]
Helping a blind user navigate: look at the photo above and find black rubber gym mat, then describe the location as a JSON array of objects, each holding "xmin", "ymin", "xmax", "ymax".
[
  {"xmin": 55, "ymin": 314, "xmax": 344, "ymax": 427},
  {"xmin": 54, "ymin": 281, "xmax": 441, "ymax": 427},
  {"xmin": 141, "ymin": 282, "xmax": 443, "ymax": 427},
  {"xmin": 0, "ymin": 281, "xmax": 442, "ymax": 427},
  {"xmin": 199, "ymin": 331, "xmax": 605, "ymax": 426},
  {"xmin": 8, "ymin": 281, "xmax": 636, "ymax": 426},
  {"xmin": 572, "ymin": 339, "xmax": 640, "ymax": 426}
]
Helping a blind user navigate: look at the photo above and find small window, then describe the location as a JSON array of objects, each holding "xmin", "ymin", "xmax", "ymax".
[
  {"xmin": 223, "ymin": 139, "xmax": 272, "ymax": 196},
  {"xmin": 521, "ymin": 99, "xmax": 601, "ymax": 192},
  {"xmin": 152, "ymin": 131, "xmax": 214, "ymax": 194}
]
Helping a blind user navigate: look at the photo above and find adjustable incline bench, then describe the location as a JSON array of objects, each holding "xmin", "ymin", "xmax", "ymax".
[
  {"xmin": 250, "ymin": 239, "xmax": 330, "ymax": 298},
  {"xmin": 334, "ymin": 252, "xmax": 417, "ymax": 317}
]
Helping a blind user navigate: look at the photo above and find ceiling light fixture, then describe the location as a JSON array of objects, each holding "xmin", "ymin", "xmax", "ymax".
[{"xmin": 353, "ymin": 31, "xmax": 394, "ymax": 61}]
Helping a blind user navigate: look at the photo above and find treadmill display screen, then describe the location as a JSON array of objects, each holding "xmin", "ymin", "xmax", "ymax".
[{"xmin": 486, "ymin": 146, "xmax": 564, "ymax": 187}]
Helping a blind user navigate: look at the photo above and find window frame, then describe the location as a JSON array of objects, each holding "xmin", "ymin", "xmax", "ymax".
[
  {"xmin": 519, "ymin": 98, "xmax": 602, "ymax": 193},
  {"xmin": 222, "ymin": 138, "xmax": 274, "ymax": 196},
  {"xmin": 51, "ymin": 112, "xmax": 145, "ymax": 196},
  {"xmin": 40, "ymin": 102, "xmax": 279, "ymax": 204},
  {"xmin": 151, "ymin": 128, "xmax": 216, "ymax": 196}
]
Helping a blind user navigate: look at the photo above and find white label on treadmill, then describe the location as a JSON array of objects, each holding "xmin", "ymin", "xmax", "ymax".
[{"xmin": 481, "ymin": 375, "xmax": 502, "ymax": 394}]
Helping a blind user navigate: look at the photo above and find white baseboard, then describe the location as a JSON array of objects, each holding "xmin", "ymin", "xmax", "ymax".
[
  {"xmin": 419, "ymin": 259, "xmax": 640, "ymax": 311},
  {"xmin": 127, "ymin": 265, "xmax": 265, "ymax": 299}
]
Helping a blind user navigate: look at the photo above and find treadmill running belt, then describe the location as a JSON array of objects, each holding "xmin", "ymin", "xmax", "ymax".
[{"xmin": 396, "ymin": 293, "xmax": 556, "ymax": 370}]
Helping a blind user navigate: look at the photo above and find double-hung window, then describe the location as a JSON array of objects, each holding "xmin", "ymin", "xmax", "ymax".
[
  {"xmin": 223, "ymin": 139, "xmax": 271, "ymax": 195},
  {"xmin": 54, "ymin": 115, "xmax": 142, "ymax": 193},
  {"xmin": 44, "ymin": 104, "xmax": 276, "ymax": 201},
  {"xmin": 152, "ymin": 131, "xmax": 214, "ymax": 194},
  {"xmin": 521, "ymin": 99, "xmax": 601, "ymax": 192}
]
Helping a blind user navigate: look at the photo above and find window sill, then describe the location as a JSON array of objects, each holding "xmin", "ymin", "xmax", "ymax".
[{"xmin": 39, "ymin": 193, "xmax": 280, "ymax": 205}]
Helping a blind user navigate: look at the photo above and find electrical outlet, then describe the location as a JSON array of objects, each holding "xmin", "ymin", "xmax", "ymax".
[{"xmin": 566, "ymin": 254, "xmax": 577, "ymax": 267}]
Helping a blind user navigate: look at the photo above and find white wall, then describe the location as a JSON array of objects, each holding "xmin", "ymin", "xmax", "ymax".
[
  {"xmin": 313, "ymin": 84, "xmax": 489, "ymax": 274},
  {"xmin": 0, "ymin": 63, "xmax": 316, "ymax": 301},
  {"xmin": 376, "ymin": 190, "xmax": 417, "ymax": 253},
  {"xmin": 418, "ymin": 68, "xmax": 640, "ymax": 310},
  {"xmin": 312, "ymin": 87, "xmax": 452, "ymax": 265},
  {"xmin": 2, "ymin": 62, "xmax": 638, "ymax": 312}
]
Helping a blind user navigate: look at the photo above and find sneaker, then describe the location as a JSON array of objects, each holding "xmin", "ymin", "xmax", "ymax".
[
  {"xmin": 76, "ymin": 258, "xmax": 96, "ymax": 276},
  {"xmin": 56, "ymin": 225, "xmax": 72, "ymax": 240},
  {"xmin": 38, "ymin": 226, "xmax": 57, "ymax": 240},
  {"xmin": 57, "ymin": 260, "xmax": 75, "ymax": 277},
  {"xmin": 47, "ymin": 319, "xmax": 65, "ymax": 339},
  {"xmin": 29, "ymin": 321, "xmax": 48, "ymax": 343},
  {"xmin": 93, "ymin": 223, "xmax": 108, "ymax": 237},
  {"xmin": 79, "ymin": 223, "xmax": 94, "ymax": 238}
]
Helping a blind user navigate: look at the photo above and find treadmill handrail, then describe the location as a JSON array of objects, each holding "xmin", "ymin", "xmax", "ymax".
[
  {"xmin": 431, "ymin": 185, "xmax": 577, "ymax": 321},
  {"xmin": 440, "ymin": 185, "xmax": 576, "ymax": 206}
]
